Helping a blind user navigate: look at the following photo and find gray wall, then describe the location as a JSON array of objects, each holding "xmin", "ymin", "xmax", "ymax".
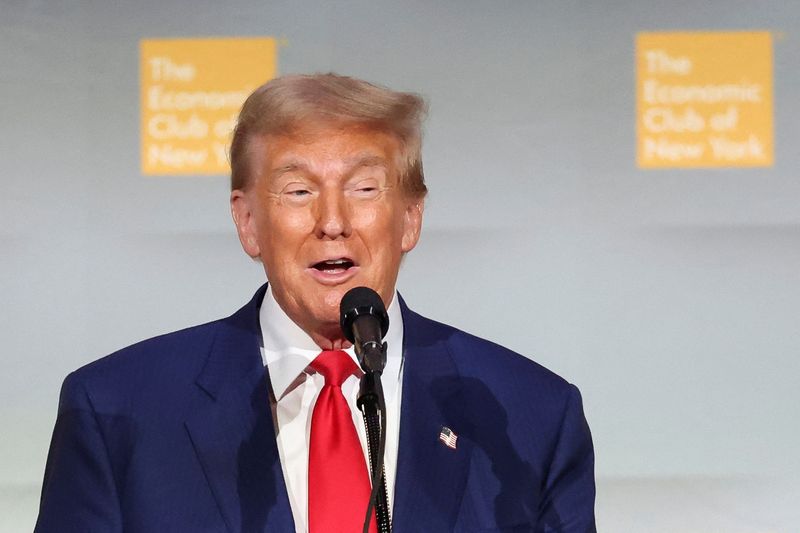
[{"xmin": 2, "ymin": 1, "xmax": 799, "ymax": 530}]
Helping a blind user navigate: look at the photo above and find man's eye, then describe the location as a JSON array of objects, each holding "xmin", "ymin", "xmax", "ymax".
[
  {"xmin": 278, "ymin": 186, "xmax": 314, "ymax": 205},
  {"xmin": 350, "ymin": 185, "xmax": 381, "ymax": 198},
  {"xmin": 283, "ymin": 184, "xmax": 311, "ymax": 198}
]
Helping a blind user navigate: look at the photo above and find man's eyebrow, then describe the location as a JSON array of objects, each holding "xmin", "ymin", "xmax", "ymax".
[
  {"xmin": 271, "ymin": 161, "xmax": 305, "ymax": 177},
  {"xmin": 270, "ymin": 155, "xmax": 389, "ymax": 178},
  {"xmin": 345, "ymin": 155, "xmax": 388, "ymax": 168}
]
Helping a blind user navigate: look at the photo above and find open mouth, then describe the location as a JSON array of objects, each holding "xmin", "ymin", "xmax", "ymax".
[{"xmin": 311, "ymin": 258, "xmax": 356, "ymax": 274}]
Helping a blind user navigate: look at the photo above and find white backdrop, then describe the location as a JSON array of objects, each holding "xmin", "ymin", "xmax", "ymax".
[{"xmin": 2, "ymin": 1, "xmax": 799, "ymax": 531}]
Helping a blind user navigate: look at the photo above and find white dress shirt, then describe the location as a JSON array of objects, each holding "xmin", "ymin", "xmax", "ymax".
[{"xmin": 259, "ymin": 286, "xmax": 404, "ymax": 533}]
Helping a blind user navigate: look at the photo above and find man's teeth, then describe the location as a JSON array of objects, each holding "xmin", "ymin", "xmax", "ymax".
[{"xmin": 314, "ymin": 259, "xmax": 353, "ymax": 270}]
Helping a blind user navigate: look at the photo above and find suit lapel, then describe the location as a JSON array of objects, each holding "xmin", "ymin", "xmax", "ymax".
[
  {"xmin": 392, "ymin": 301, "xmax": 473, "ymax": 531},
  {"xmin": 185, "ymin": 285, "xmax": 295, "ymax": 533}
]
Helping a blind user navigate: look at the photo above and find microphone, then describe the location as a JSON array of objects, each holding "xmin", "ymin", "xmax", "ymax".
[
  {"xmin": 339, "ymin": 286, "xmax": 389, "ymax": 374},
  {"xmin": 340, "ymin": 286, "xmax": 392, "ymax": 533}
]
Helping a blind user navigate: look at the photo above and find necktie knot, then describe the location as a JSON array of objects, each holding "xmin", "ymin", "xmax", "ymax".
[{"xmin": 311, "ymin": 350, "xmax": 358, "ymax": 387}]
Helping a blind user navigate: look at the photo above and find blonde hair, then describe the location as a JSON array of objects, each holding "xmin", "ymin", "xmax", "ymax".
[{"xmin": 230, "ymin": 73, "xmax": 428, "ymax": 198}]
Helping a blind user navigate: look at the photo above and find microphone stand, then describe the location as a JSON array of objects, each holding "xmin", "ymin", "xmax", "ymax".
[{"xmin": 356, "ymin": 340, "xmax": 391, "ymax": 533}]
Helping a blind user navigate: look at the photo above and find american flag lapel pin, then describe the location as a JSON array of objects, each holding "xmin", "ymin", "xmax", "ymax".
[{"xmin": 439, "ymin": 426, "xmax": 458, "ymax": 449}]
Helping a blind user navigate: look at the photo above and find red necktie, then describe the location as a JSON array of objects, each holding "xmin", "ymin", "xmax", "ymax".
[{"xmin": 308, "ymin": 350, "xmax": 376, "ymax": 533}]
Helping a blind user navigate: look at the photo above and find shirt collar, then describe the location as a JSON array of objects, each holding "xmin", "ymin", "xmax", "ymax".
[{"xmin": 260, "ymin": 285, "xmax": 404, "ymax": 401}]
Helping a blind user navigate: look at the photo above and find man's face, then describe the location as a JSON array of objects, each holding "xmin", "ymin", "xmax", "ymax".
[{"xmin": 231, "ymin": 123, "xmax": 424, "ymax": 345}]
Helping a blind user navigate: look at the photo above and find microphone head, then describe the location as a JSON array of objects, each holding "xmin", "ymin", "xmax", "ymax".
[{"xmin": 339, "ymin": 286, "xmax": 389, "ymax": 343}]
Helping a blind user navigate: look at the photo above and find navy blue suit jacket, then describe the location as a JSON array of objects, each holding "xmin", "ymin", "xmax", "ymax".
[{"xmin": 36, "ymin": 285, "xmax": 595, "ymax": 532}]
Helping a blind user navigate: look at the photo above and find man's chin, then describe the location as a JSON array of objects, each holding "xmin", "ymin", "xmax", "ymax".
[
  {"xmin": 307, "ymin": 296, "xmax": 347, "ymax": 329},
  {"xmin": 319, "ymin": 284, "xmax": 356, "ymax": 310}
]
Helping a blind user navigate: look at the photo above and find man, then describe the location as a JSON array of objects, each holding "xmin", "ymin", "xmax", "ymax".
[{"xmin": 36, "ymin": 73, "xmax": 595, "ymax": 532}]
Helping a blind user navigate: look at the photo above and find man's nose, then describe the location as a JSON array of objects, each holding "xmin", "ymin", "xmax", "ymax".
[{"xmin": 314, "ymin": 189, "xmax": 352, "ymax": 239}]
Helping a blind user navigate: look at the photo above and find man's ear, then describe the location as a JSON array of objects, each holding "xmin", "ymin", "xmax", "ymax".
[
  {"xmin": 230, "ymin": 189, "xmax": 261, "ymax": 258},
  {"xmin": 401, "ymin": 197, "xmax": 424, "ymax": 253}
]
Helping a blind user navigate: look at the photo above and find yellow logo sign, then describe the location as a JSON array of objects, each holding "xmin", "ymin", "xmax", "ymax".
[
  {"xmin": 636, "ymin": 31, "xmax": 773, "ymax": 168},
  {"xmin": 140, "ymin": 37, "xmax": 277, "ymax": 175}
]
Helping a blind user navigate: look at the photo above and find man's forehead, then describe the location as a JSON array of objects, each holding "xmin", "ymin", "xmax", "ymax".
[{"xmin": 250, "ymin": 126, "xmax": 401, "ymax": 175}]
